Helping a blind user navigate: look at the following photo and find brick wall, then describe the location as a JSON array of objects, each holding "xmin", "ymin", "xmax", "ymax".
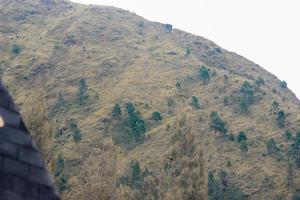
[{"xmin": 0, "ymin": 80, "xmax": 60, "ymax": 200}]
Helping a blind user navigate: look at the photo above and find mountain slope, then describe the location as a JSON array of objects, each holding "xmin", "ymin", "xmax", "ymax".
[{"xmin": 1, "ymin": 0, "xmax": 300, "ymax": 199}]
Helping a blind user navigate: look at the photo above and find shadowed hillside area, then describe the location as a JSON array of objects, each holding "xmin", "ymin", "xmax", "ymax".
[{"xmin": 1, "ymin": 0, "xmax": 300, "ymax": 199}]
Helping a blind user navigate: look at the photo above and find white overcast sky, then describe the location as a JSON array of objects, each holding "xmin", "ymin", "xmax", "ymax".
[{"xmin": 71, "ymin": 0, "xmax": 300, "ymax": 98}]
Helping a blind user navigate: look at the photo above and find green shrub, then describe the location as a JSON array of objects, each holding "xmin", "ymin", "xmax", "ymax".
[
  {"xmin": 152, "ymin": 111, "xmax": 163, "ymax": 121},
  {"xmin": 11, "ymin": 44, "xmax": 22, "ymax": 55}
]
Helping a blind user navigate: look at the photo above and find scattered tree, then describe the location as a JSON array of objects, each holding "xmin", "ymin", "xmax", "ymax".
[
  {"xmin": 138, "ymin": 21, "xmax": 145, "ymax": 28},
  {"xmin": 287, "ymin": 162, "xmax": 294, "ymax": 188},
  {"xmin": 126, "ymin": 102, "xmax": 146, "ymax": 142},
  {"xmin": 152, "ymin": 111, "xmax": 163, "ymax": 122},
  {"xmin": 255, "ymin": 77, "xmax": 265, "ymax": 86},
  {"xmin": 69, "ymin": 122, "xmax": 82, "ymax": 143},
  {"xmin": 55, "ymin": 154, "xmax": 65, "ymax": 177},
  {"xmin": 239, "ymin": 141, "xmax": 248, "ymax": 157},
  {"xmin": 210, "ymin": 111, "xmax": 228, "ymax": 135},
  {"xmin": 11, "ymin": 44, "xmax": 22, "ymax": 55},
  {"xmin": 236, "ymin": 131, "xmax": 247, "ymax": 143},
  {"xmin": 119, "ymin": 160, "xmax": 145, "ymax": 190},
  {"xmin": 271, "ymin": 101, "xmax": 280, "ymax": 114},
  {"xmin": 176, "ymin": 81, "xmax": 182, "ymax": 90},
  {"xmin": 218, "ymin": 170, "xmax": 228, "ymax": 187},
  {"xmin": 77, "ymin": 79, "xmax": 88, "ymax": 106},
  {"xmin": 280, "ymin": 80, "xmax": 287, "ymax": 89},
  {"xmin": 111, "ymin": 102, "xmax": 146, "ymax": 147},
  {"xmin": 239, "ymin": 81, "xmax": 254, "ymax": 113},
  {"xmin": 284, "ymin": 130, "xmax": 293, "ymax": 142},
  {"xmin": 112, "ymin": 103, "xmax": 122, "ymax": 117},
  {"xmin": 289, "ymin": 132, "xmax": 300, "ymax": 168},
  {"xmin": 266, "ymin": 138, "xmax": 279, "ymax": 154},
  {"xmin": 208, "ymin": 170, "xmax": 246, "ymax": 200},
  {"xmin": 164, "ymin": 24, "xmax": 173, "ymax": 32},
  {"xmin": 277, "ymin": 110, "xmax": 286, "ymax": 128},
  {"xmin": 57, "ymin": 176, "xmax": 68, "ymax": 193},
  {"xmin": 185, "ymin": 48, "xmax": 191, "ymax": 57},
  {"xmin": 292, "ymin": 189, "xmax": 300, "ymax": 200},
  {"xmin": 191, "ymin": 96, "xmax": 200, "ymax": 109},
  {"xmin": 198, "ymin": 65, "xmax": 210, "ymax": 84}
]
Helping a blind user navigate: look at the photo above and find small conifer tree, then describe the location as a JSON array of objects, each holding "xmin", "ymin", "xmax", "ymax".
[
  {"xmin": 77, "ymin": 79, "xmax": 88, "ymax": 106},
  {"xmin": 277, "ymin": 110, "xmax": 286, "ymax": 128},
  {"xmin": 69, "ymin": 122, "xmax": 82, "ymax": 143},
  {"xmin": 191, "ymin": 96, "xmax": 200, "ymax": 109},
  {"xmin": 210, "ymin": 112, "xmax": 227, "ymax": 135},
  {"xmin": 112, "ymin": 103, "xmax": 122, "ymax": 117},
  {"xmin": 198, "ymin": 65, "xmax": 210, "ymax": 84}
]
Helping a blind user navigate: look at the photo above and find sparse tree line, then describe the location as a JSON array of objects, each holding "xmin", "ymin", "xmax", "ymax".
[
  {"xmin": 50, "ymin": 61, "xmax": 294, "ymax": 198},
  {"xmin": 115, "ymin": 117, "xmax": 206, "ymax": 199}
]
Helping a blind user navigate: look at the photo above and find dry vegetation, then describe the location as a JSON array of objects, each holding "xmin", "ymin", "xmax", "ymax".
[{"xmin": 1, "ymin": 0, "xmax": 300, "ymax": 199}]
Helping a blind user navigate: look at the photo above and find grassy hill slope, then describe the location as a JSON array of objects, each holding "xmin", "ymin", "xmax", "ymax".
[{"xmin": 1, "ymin": 0, "xmax": 300, "ymax": 199}]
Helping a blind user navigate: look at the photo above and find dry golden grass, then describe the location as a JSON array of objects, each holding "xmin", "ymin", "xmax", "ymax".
[{"xmin": 1, "ymin": 0, "xmax": 300, "ymax": 199}]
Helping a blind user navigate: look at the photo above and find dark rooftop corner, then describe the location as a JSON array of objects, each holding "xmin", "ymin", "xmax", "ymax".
[{"xmin": 0, "ymin": 79, "xmax": 60, "ymax": 200}]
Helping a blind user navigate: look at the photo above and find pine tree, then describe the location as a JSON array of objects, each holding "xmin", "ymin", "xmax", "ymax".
[
  {"xmin": 191, "ymin": 96, "xmax": 200, "ymax": 109},
  {"xmin": 69, "ymin": 122, "xmax": 82, "ymax": 143},
  {"xmin": 11, "ymin": 44, "xmax": 22, "ymax": 55},
  {"xmin": 284, "ymin": 130, "xmax": 293, "ymax": 142},
  {"xmin": 198, "ymin": 65, "xmax": 210, "ymax": 84},
  {"xmin": 266, "ymin": 138, "xmax": 278, "ymax": 154},
  {"xmin": 210, "ymin": 111, "xmax": 227, "ymax": 135},
  {"xmin": 119, "ymin": 160, "xmax": 144, "ymax": 189},
  {"xmin": 125, "ymin": 102, "xmax": 146, "ymax": 142},
  {"xmin": 239, "ymin": 141, "xmax": 248, "ymax": 158},
  {"xmin": 57, "ymin": 92, "xmax": 66, "ymax": 107},
  {"xmin": 176, "ymin": 81, "xmax": 182, "ymax": 90},
  {"xmin": 280, "ymin": 80, "xmax": 287, "ymax": 89},
  {"xmin": 77, "ymin": 79, "xmax": 88, "ymax": 106},
  {"xmin": 112, "ymin": 103, "xmax": 122, "ymax": 117},
  {"xmin": 239, "ymin": 81, "xmax": 254, "ymax": 113},
  {"xmin": 236, "ymin": 131, "xmax": 247, "ymax": 143},
  {"xmin": 277, "ymin": 110, "xmax": 286, "ymax": 128},
  {"xmin": 271, "ymin": 101, "xmax": 280, "ymax": 114},
  {"xmin": 55, "ymin": 154, "xmax": 65, "ymax": 177},
  {"xmin": 152, "ymin": 111, "xmax": 163, "ymax": 122}
]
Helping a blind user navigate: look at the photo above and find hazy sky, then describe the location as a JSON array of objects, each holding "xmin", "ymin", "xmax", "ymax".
[{"xmin": 71, "ymin": 0, "xmax": 300, "ymax": 98}]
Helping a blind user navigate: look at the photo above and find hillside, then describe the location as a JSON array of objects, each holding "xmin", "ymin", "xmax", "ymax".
[{"xmin": 1, "ymin": 0, "xmax": 300, "ymax": 199}]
